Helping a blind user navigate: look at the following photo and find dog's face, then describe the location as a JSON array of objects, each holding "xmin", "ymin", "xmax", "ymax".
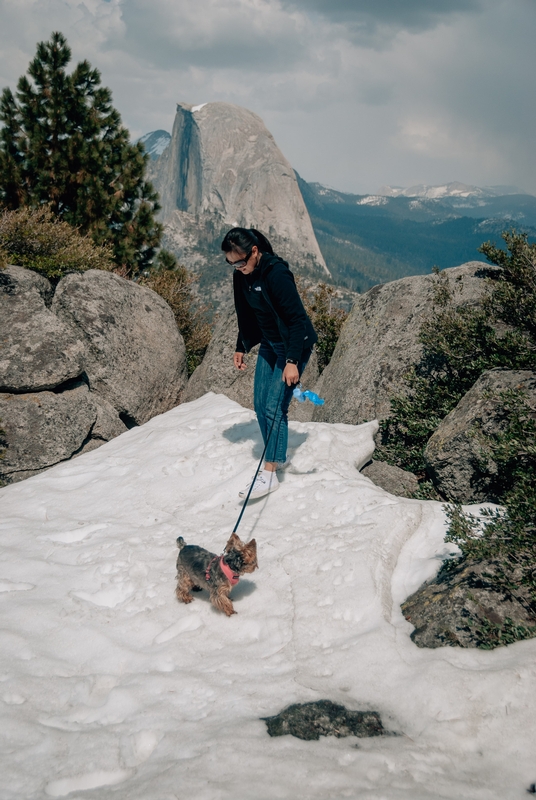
[{"xmin": 225, "ymin": 533, "xmax": 258, "ymax": 574}]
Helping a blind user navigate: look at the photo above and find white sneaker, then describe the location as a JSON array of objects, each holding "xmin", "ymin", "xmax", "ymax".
[{"xmin": 239, "ymin": 470, "xmax": 279, "ymax": 500}]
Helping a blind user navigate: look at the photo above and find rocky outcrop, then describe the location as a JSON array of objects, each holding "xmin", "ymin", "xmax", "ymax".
[
  {"xmin": 424, "ymin": 369, "xmax": 536, "ymax": 503},
  {"xmin": 182, "ymin": 303, "xmax": 318, "ymax": 421},
  {"xmin": 52, "ymin": 270, "xmax": 187, "ymax": 425},
  {"xmin": 148, "ymin": 102, "xmax": 327, "ymax": 285},
  {"xmin": 312, "ymin": 262, "xmax": 493, "ymax": 425},
  {"xmin": 0, "ymin": 265, "xmax": 187, "ymax": 484},
  {"xmin": 0, "ymin": 380, "xmax": 97, "ymax": 482},
  {"xmin": 360, "ymin": 460, "xmax": 419, "ymax": 498},
  {"xmin": 0, "ymin": 265, "xmax": 85, "ymax": 392},
  {"xmin": 402, "ymin": 558, "xmax": 536, "ymax": 649}
]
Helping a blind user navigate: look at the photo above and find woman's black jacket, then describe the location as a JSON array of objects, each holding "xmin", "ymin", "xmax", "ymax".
[{"xmin": 233, "ymin": 252, "xmax": 317, "ymax": 362}]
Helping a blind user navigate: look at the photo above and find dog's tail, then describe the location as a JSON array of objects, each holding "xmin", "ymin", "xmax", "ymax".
[{"xmin": 176, "ymin": 536, "xmax": 187, "ymax": 550}]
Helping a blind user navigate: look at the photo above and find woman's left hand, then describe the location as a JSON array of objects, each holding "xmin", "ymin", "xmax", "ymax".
[{"xmin": 282, "ymin": 363, "xmax": 300, "ymax": 386}]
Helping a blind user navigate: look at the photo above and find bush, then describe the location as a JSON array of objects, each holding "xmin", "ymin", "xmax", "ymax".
[
  {"xmin": 298, "ymin": 282, "xmax": 348, "ymax": 372},
  {"xmin": 378, "ymin": 231, "xmax": 536, "ymax": 474},
  {"xmin": 0, "ymin": 206, "xmax": 114, "ymax": 281},
  {"xmin": 141, "ymin": 253, "xmax": 212, "ymax": 376},
  {"xmin": 0, "ymin": 32, "xmax": 161, "ymax": 276}
]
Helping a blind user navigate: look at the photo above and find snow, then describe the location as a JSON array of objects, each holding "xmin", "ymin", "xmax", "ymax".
[
  {"xmin": 192, "ymin": 103, "xmax": 207, "ymax": 113},
  {"xmin": 1, "ymin": 392, "xmax": 535, "ymax": 800}
]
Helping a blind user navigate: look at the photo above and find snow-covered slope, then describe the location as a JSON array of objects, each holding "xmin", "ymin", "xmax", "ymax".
[
  {"xmin": 1, "ymin": 394, "xmax": 535, "ymax": 799},
  {"xmin": 137, "ymin": 130, "xmax": 171, "ymax": 160}
]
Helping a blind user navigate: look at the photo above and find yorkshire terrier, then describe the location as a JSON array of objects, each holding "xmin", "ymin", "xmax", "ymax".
[{"xmin": 176, "ymin": 533, "xmax": 258, "ymax": 616}]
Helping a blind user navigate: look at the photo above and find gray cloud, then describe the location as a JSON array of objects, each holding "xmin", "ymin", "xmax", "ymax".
[
  {"xmin": 0, "ymin": 0, "xmax": 535, "ymax": 197},
  {"xmin": 282, "ymin": 0, "xmax": 481, "ymax": 35}
]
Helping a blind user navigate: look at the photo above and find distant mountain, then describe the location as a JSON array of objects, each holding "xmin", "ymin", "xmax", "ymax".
[
  {"xmin": 298, "ymin": 177, "xmax": 536, "ymax": 292},
  {"xmin": 138, "ymin": 130, "xmax": 171, "ymax": 160},
  {"xmin": 376, "ymin": 182, "xmax": 526, "ymax": 199},
  {"xmin": 143, "ymin": 105, "xmax": 327, "ymax": 302}
]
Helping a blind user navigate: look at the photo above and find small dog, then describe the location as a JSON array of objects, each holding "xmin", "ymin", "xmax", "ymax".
[{"xmin": 176, "ymin": 533, "xmax": 258, "ymax": 616}]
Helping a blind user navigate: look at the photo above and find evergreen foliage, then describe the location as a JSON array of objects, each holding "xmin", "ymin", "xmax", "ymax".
[
  {"xmin": 378, "ymin": 231, "xmax": 536, "ymax": 473},
  {"xmin": 0, "ymin": 206, "xmax": 114, "ymax": 281},
  {"xmin": 0, "ymin": 32, "xmax": 162, "ymax": 276},
  {"xmin": 140, "ymin": 253, "xmax": 212, "ymax": 377},
  {"xmin": 298, "ymin": 282, "xmax": 348, "ymax": 372}
]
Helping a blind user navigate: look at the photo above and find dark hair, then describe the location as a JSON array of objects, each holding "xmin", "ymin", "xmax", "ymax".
[{"xmin": 221, "ymin": 227, "xmax": 274, "ymax": 256}]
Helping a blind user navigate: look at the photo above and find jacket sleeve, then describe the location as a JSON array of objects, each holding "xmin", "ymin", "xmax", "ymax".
[{"xmin": 265, "ymin": 264, "xmax": 310, "ymax": 361}]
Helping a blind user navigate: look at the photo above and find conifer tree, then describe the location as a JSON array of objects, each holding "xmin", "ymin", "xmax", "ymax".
[{"xmin": 0, "ymin": 32, "xmax": 162, "ymax": 275}]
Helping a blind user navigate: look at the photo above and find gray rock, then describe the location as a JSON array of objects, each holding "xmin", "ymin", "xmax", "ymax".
[
  {"xmin": 360, "ymin": 459, "xmax": 419, "ymax": 498},
  {"xmin": 262, "ymin": 701, "xmax": 385, "ymax": 740},
  {"xmin": 91, "ymin": 397, "xmax": 128, "ymax": 441},
  {"xmin": 0, "ymin": 265, "xmax": 86, "ymax": 392},
  {"xmin": 402, "ymin": 558, "xmax": 536, "ymax": 649},
  {"xmin": 312, "ymin": 262, "xmax": 493, "ymax": 425},
  {"xmin": 52, "ymin": 270, "xmax": 188, "ymax": 425},
  {"xmin": 149, "ymin": 102, "xmax": 328, "ymax": 282},
  {"xmin": 182, "ymin": 302, "xmax": 319, "ymax": 421},
  {"xmin": 0, "ymin": 380, "xmax": 97, "ymax": 484},
  {"xmin": 424, "ymin": 369, "xmax": 536, "ymax": 503}
]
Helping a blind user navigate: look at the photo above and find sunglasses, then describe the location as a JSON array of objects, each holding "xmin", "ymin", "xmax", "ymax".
[{"xmin": 225, "ymin": 250, "xmax": 252, "ymax": 268}]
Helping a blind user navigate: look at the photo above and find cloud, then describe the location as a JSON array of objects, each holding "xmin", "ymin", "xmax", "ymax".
[{"xmin": 0, "ymin": 0, "xmax": 535, "ymax": 196}]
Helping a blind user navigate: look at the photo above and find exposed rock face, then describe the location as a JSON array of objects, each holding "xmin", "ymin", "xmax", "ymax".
[
  {"xmin": 0, "ymin": 265, "xmax": 187, "ymax": 484},
  {"xmin": 312, "ymin": 262, "xmax": 492, "ymax": 425},
  {"xmin": 424, "ymin": 369, "xmax": 536, "ymax": 503},
  {"xmin": 360, "ymin": 460, "xmax": 419, "ymax": 498},
  {"xmin": 0, "ymin": 380, "xmax": 97, "ymax": 482},
  {"xmin": 0, "ymin": 265, "xmax": 85, "ymax": 392},
  {"xmin": 262, "ymin": 701, "xmax": 385, "ymax": 740},
  {"xmin": 402, "ymin": 558, "xmax": 536, "ymax": 649},
  {"xmin": 148, "ymin": 102, "xmax": 327, "ymax": 283},
  {"xmin": 182, "ymin": 302, "xmax": 318, "ymax": 422},
  {"xmin": 52, "ymin": 270, "xmax": 187, "ymax": 425}
]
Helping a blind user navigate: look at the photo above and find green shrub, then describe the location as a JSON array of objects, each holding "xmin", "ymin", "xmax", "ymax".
[
  {"xmin": 141, "ymin": 253, "xmax": 212, "ymax": 376},
  {"xmin": 299, "ymin": 281, "xmax": 348, "ymax": 372},
  {"xmin": 0, "ymin": 206, "xmax": 114, "ymax": 281},
  {"xmin": 377, "ymin": 231, "xmax": 536, "ymax": 474}
]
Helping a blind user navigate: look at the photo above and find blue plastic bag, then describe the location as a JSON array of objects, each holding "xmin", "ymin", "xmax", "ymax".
[{"xmin": 292, "ymin": 383, "xmax": 325, "ymax": 405}]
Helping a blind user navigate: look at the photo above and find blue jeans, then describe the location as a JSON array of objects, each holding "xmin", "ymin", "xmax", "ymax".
[{"xmin": 253, "ymin": 340, "xmax": 312, "ymax": 463}]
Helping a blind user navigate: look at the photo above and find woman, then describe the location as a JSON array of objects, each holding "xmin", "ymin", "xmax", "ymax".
[{"xmin": 222, "ymin": 227, "xmax": 317, "ymax": 499}]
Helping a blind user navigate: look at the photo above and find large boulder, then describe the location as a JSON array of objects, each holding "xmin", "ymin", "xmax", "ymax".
[
  {"xmin": 360, "ymin": 459, "xmax": 419, "ymax": 498},
  {"xmin": 182, "ymin": 303, "xmax": 319, "ymax": 421},
  {"xmin": 0, "ymin": 265, "xmax": 85, "ymax": 392},
  {"xmin": 0, "ymin": 380, "xmax": 97, "ymax": 483},
  {"xmin": 312, "ymin": 262, "xmax": 493, "ymax": 425},
  {"xmin": 52, "ymin": 270, "xmax": 187, "ymax": 425},
  {"xmin": 148, "ymin": 102, "xmax": 328, "ymax": 290},
  {"xmin": 424, "ymin": 369, "xmax": 536, "ymax": 503},
  {"xmin": 0, "ymin": 265, "xmax": 188, "ymax": 484}
]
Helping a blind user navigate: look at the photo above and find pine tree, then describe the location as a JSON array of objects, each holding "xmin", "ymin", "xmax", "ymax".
[{"xmin": 0, "ymin": 32, "xmax": 162, "ymax": 276}]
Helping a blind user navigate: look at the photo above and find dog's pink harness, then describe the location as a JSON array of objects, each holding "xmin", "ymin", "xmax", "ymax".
[{"xmin": 205, "ymin": 556, "xmax": 240, "ymax": 586}]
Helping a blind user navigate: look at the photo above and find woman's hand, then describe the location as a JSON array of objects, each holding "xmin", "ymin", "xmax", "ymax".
[
  {"xmin": 234, "ymin": 352, "xmax": 247, "ymax": 371},
  {"xmin": 282, "ymin": 363, "xmax": 300, "ymax": 386}
]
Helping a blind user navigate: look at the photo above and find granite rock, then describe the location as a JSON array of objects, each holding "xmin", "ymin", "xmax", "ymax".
[
  {"xmin": 52, "ymin": 269, "xmax": 188, "ymax": 425},
  {"xmin": 424, "ymin": 369, "xmax": 536, "ymax": 502},
  {"xmin": 312, "ymin": 262, "xmax": 494, "ymax": 425},
  {"xmin": 0, "ymin": 265, "xmax": 86, "ymax": 392}
]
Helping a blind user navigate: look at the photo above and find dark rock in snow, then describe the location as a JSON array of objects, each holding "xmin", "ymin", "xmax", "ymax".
[
  {"xmin": 0, "ymin": 265, "xmax": 86, "ymax": 392},
  {"xmin": 262, "ymin": 700, "xmax": 385, "ymax": 740},
  {"xmin": 360, "ymin": 459, "xmax": 419, "ymax": 498},
  {"xmin": 52, "ymin": 269, "xmax": 187, "ymax": 425},
  {"xmin": 402, "ymin": 558, "xmax": 536, "ymax": 649},
  {"xmin": 424, "ymin": 369, "xmax": 536, "ymax": 503},
  {"xmin": 312, "ymin": 262, "xmax": 493, "ymax": 425}
]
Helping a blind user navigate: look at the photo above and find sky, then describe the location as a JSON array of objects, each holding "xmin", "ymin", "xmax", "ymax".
[{"xmin": 0, "ymin": 0, "xmax": 535, "ymax": 195}]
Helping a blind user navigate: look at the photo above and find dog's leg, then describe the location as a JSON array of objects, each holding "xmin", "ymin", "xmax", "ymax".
[
  {"xmin": 210, "ymin": 585, "xmax": 236, "ymax": 616},
  {"xmin": 176, "ymin": 565, "xmax": 197, "ymax": 604}
]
